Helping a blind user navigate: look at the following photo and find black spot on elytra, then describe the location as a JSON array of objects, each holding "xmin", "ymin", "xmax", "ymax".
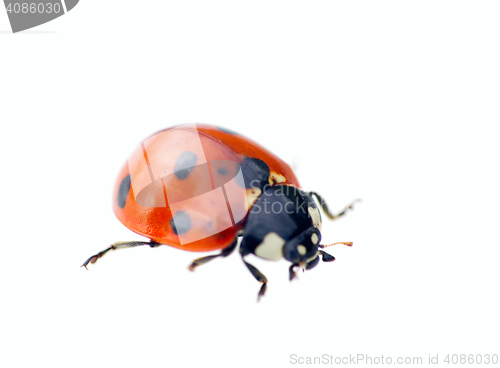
[
  {"xmin": 170, "ymin": 211, "xmax": 191, "ymax": 235},
  {"xmin": 216, "ymin": 126, "xmax": 238, "ymax": 135},
  {"xmin": 117, "ymin": 175, "xmax": 131, "ymax": 209},
  {"xmin": 217, "ymin": 167, "xmax": 229, "ymax": 175},
  {"xmin": 174, "ymin": 151, "xmax": 197, "ymax": 180}
]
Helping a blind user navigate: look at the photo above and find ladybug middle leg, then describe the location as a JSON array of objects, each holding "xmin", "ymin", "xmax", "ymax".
[
  {"xmin": 81, "ymin": 240, "xmax": 161, "ymax": 269},
  {"xmin": 188, "ymin": 236, "xmax": 238, "ymax": 271},
  {"xmin": 309, "ymin": 192, "xmax": 361, "ymax": 221}
]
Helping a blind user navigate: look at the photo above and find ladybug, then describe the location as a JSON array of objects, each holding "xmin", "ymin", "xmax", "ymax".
[{"xmin": 82, "ymin": 124, "xmax": 359, "ymax": 300}]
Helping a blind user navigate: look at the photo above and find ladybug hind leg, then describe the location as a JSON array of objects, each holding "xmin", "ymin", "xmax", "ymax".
[
  {"xmin": 188, "ymin": 237, "xmax": 238, "ymax": 271},
  {"xmin": 81, "ymin": 240, "xmax": 161, "ymax": 269}
]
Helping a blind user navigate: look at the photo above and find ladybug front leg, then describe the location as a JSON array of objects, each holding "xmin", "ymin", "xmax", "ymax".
[
  {"xmin": 188, "ymin": 237, "xmax": 238, "ymax": 271},
  {"xmin": 309, "ymin": 192, "xmax": 361, "ymax": 221},
  {"xmin": 239, "ymin": 248, "xmax": 268, "ymax": 302},
  {"xmin": 81, "ymin": 240, "xmax": 161, "ymax": 269}
]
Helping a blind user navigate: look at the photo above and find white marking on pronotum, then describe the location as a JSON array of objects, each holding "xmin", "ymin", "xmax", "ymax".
[
  {"xmin": 245, "ymin": 188, "xmax": 262, "ymax": 210},
  {"xmin": 308, "ymin": 206, "xmax": 322, "ymax": 231},
  {"xmin": 311, "ymin": 233, "xmax": 319, "ymax": 245},
  {"xmin": 255, "ymin": 232, "xmax": 286, "ymax": 261},
  {"xmin": 269, "ymin": 172, "xmax": 286, "ymax": 185},
  {"xmin": 297, "ymin": 245, "xmax": 307, "ymax": 255}
]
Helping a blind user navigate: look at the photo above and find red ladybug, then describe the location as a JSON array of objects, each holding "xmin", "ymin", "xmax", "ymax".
[{"xmin": 82, "ymin": 124, "xmax": 359, "ymax": 300}]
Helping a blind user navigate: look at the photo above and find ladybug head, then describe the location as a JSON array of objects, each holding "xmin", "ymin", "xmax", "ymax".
[
  {"xmin": 282, "ymin": 226, "xmax": 321, "ymax": 266},
  {"xmin": 281, "ymin": 225, "xmax": 338, "ymax": 280}
]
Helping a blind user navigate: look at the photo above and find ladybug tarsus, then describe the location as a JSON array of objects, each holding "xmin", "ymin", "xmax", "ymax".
[
  {"xmin": 257, "ymin": 283, "xmax": 267, "ymax": 302},
  {"xmin": 81, "ymin": 247, "xmax": 113, "ymax": 269},
  {"xmin": 188, "ymin": 255, "xmax": 219, "ymax": 272},
  {"xmin": 289, "ymin": 264, "xmax": 298, "ymax": 281}
]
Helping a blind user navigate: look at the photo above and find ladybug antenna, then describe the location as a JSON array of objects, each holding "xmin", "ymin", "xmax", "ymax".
[{"xmin": 319, "ymin": 242, "xmax": 353, "ymax": 249}]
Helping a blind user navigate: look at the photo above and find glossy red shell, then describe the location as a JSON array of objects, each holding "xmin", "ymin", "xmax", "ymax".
[{"xmin": 113, "ymin": 124, "xmax": 300, "ymax": 252}]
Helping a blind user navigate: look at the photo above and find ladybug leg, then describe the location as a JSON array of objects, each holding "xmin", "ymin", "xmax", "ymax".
[
  {"xmin": 316, "ymin": 242, "xmax": 352, "ymax": 263},
  {"xmin": 188, "ymin": 237, "xmax": 238, "ymax": 271},
  {"xmin": 289, "ymin": 264, "xmax": 300, "ymax": 281},
  {"xmin": 318, "ymin": 250, "xmax": 336, "ymax": 262},
  {"xmin": 240, "ymin": 249, "xmax": 268, "ymax": 301},
  {"xmin": 81, "ymin": 240, "xmax": 161, "ymax": 269},
  {"xmin": 309, "ymin": 192, "xmax": 361, "ymax": 221}
]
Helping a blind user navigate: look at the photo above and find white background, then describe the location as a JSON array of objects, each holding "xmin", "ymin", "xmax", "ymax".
[{"xmin": 1, "ymin": 1, "xmax": 499, "ymax": 367}]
